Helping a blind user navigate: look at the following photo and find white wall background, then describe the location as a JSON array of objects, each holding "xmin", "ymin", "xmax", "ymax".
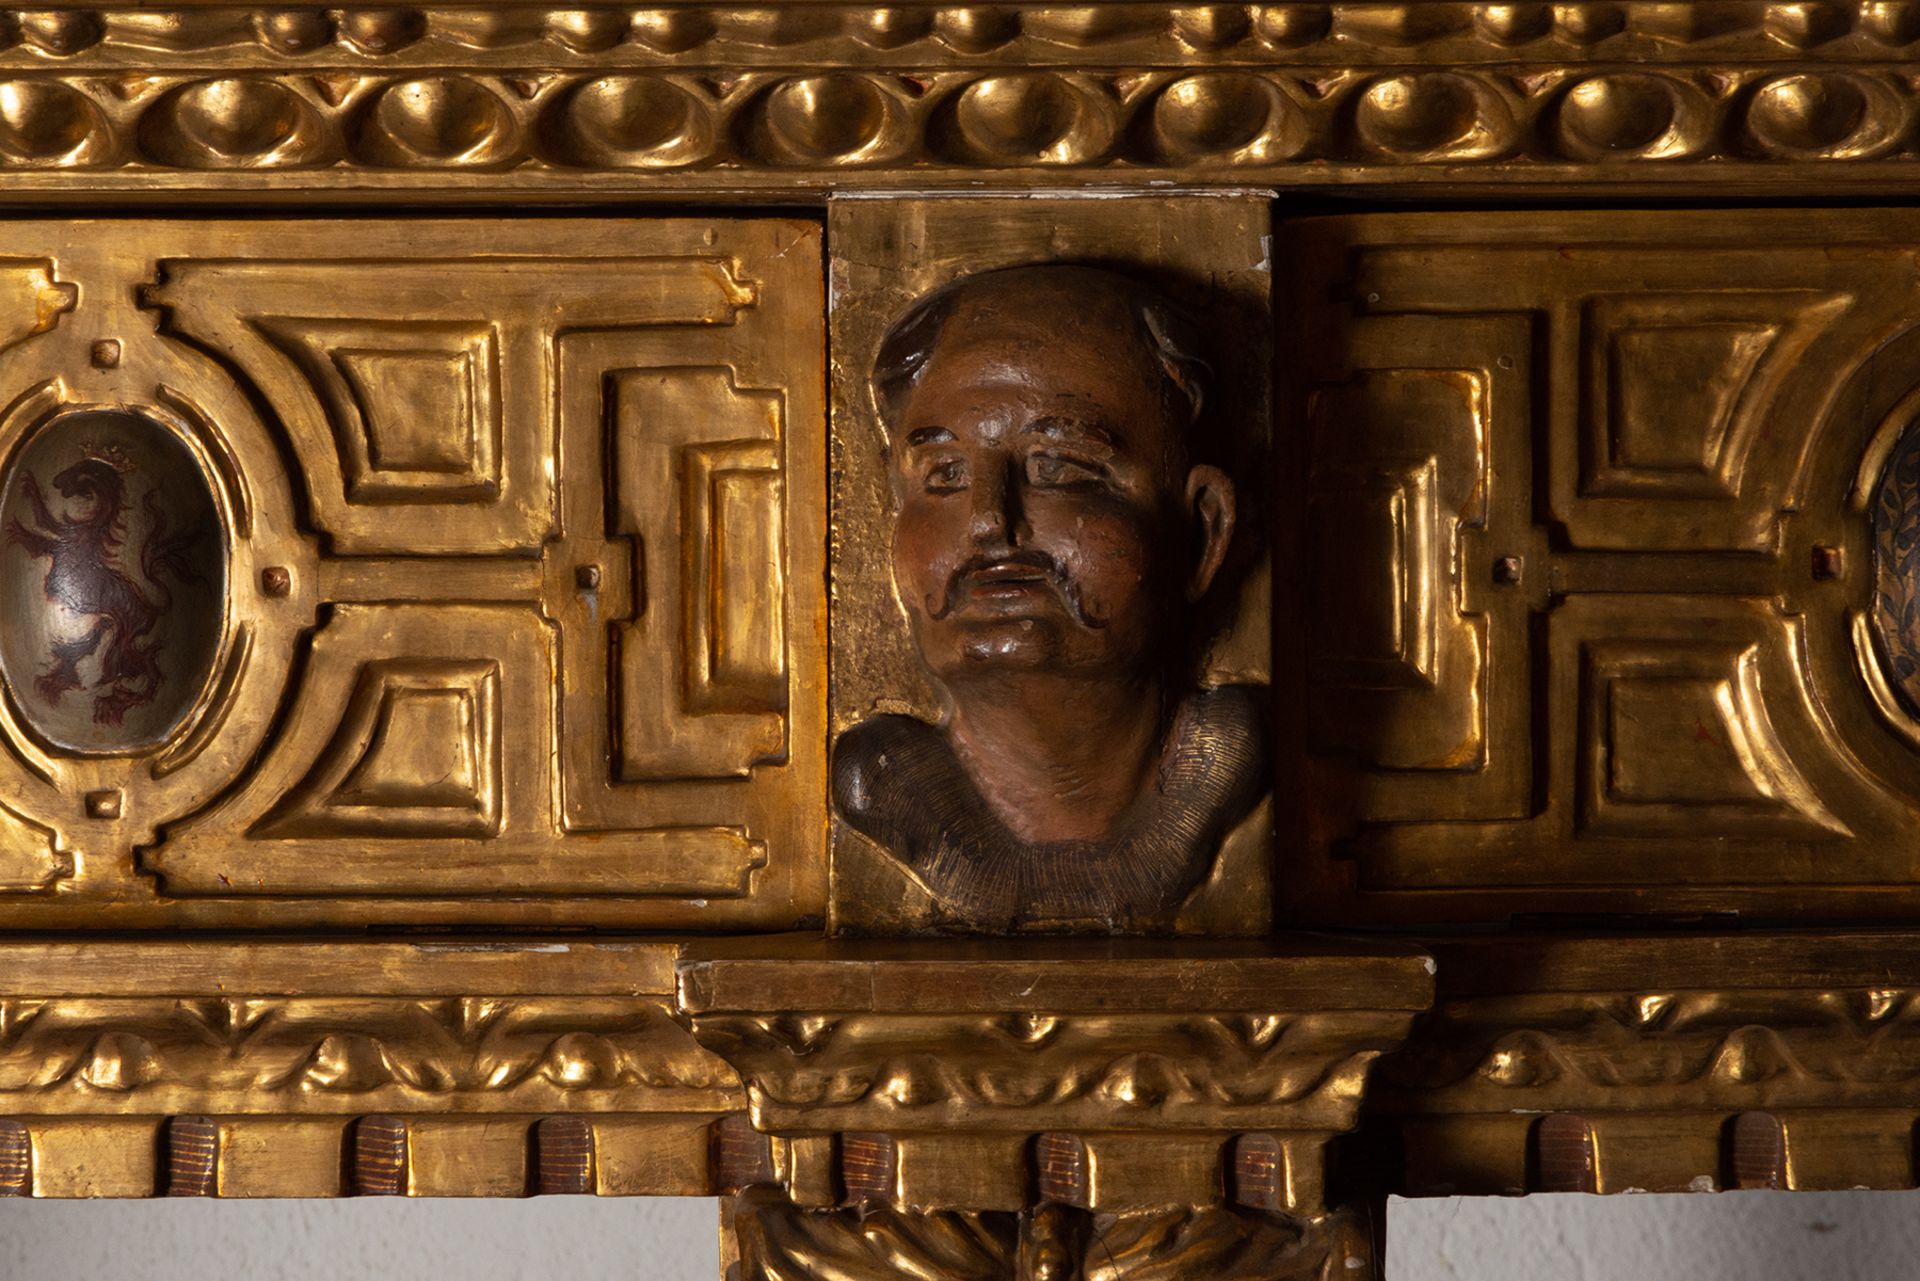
[
  {"xmin": 0, "ymin": 1198, "xmax": 721, "ymax": 1280},
  {"xmin": 0, "ymin": 1191, "xmax": 1912, "ymax": 1279},
  {"xmin": 1389, "ymin": 1191, "xmax": 1920, "ymax": 1280}
]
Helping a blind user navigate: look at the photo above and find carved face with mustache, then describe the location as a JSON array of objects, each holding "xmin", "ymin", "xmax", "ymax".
[{"xmin": 884, "ymin": 271, "xmax": 1235, "ymax": 686}]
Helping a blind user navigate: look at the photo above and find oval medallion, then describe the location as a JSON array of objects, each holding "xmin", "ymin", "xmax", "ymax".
[{"xmin": 0, "ymin": 408, "xmax": 225, "ymax": 754}]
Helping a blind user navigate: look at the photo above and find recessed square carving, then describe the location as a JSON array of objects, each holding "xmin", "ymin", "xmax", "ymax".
[
  {"xmin": 1579, "ymin": 639, "xmax": 1846, "ymax": 841},
  {"xmin": 329, "ymin": 328, "xmax": 500, "ymax": 491},
  {"xmin": 254, "ymin": 658, "xmax": 501, "ymax": 840},
  {"xmin": 1303, "ymin": 322, "xmax": 1524, "ymax": 821},
  {"xmin": 1580, "ymin": 294, "xmax": 1839, "ymax": 505}
]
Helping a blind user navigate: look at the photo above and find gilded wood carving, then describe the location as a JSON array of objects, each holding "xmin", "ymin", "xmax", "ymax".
[
  {"xmin": 828, "ymin": 196, "xmax": 1274, "ymax": 937},
  {"xmin": 0, "ymin": 4, "xmax": 1914, "ymax": 194},
  {"xmin": 833, "ymin": 265, "xmax": 1264, "ymax": 931},
  {"xmin": 730, "ymin": 1186, "xmax": 1373, "ymax": 1281},
  {"xmin": 1376, "ymin": 934, "xmax": 1920, "ymax": 1199},
  {"xmin": 0, "ymin": 218, "xmax": 825, "ymax": 927},
  {"xmin": 1287, "ymin": 209, "xmax": 1920, "ymax": 925},
  {"xmin": 0, "ymin": 8, "xmax": 1916, "ymax": 1281},
  {"xmin": 0, "ymin": 940, "xmax": 743, "ymax": 1198}
]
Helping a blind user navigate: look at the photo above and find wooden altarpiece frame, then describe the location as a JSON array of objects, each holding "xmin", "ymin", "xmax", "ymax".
[{"xmin": 0, "ymin": 4, "xmax": 1915, "ymax": 1278}]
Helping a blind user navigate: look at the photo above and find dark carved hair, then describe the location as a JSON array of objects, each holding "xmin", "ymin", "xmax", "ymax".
[{"xmin": 869, "ymin": 264, "xmax": 1213, "ymax": 446}]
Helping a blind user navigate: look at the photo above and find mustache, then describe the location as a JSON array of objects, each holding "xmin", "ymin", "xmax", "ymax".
[{"xmin": 925, "ymin": 550, "xmax": 1107, "ymax": 629}]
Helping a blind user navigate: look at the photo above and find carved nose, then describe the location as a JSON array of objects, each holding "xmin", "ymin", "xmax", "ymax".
[{"xmin": 967, "ymin": 459, "xmax": 1023, "ymax": 546}]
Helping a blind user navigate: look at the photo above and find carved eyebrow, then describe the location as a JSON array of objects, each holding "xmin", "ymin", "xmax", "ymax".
[
  {"xmin": 1022, "ymin": 415, "xmax": 1118, "ymax": 448},
  {"xmin": 904, "ymin": 426, "xmax": 955, "ymax": 447}
]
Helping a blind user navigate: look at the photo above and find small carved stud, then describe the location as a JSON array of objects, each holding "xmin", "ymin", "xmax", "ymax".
[
  {"xmin": 0, "ymin": 1120, "xmax": 27, "ymax": 1196},
  {"xmin": 575, "ymin": 564, "xmax": 601, "ymax": 590},
  {"xmin": 349, "ymin": 1115, "xmax": 409, "ymax": 1196},
  {"xmin": 85, "ymin": 790, "xmax": 121, "ymax": 820},
  {"xmin": 711, "ymin": 1113, "xmax": 777, "ymax": 1194},
  {"xmin": 163, "ymin": 1116, "xmax": 220, "ymax": 1197},
  {"xmin": 1493, "ymin": 555, "xmax": 1524, "ymax": 585},
  {"xmin": 532, "ymin": 1117, "xmax": 595, "ymax": 1196},
  {"xmin": 1811, "ymin": 545, "xmax": 1844, "ymax": 580},
  {"xmin": 1725, "ymin": 1111, "xmax": 1786, "ymax": 1190},
  {"xmin": 89, "ymin": 340, "xmax": 120, "ymax": 370},
  {"xmin": 260, "ymin": 566, "xmax": 291, "ymax": 597},
  {"xmin": 1034, "ymin": 1132, "xmax": 1091, "ymax": 1207},
  {"xmin": 839, "ymin": 1133, "xmax": 896, "ymax": 1204},
  {"xmin": 1230, "ymin": 1133, "xmax": 1285, "ymax": 1211},
  {"xmin": 1529, "ymin": 1113, "xmax": 1598, "ymax": 1193}
]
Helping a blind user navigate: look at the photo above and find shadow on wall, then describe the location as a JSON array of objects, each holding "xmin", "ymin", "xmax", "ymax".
[
  {"xmin": 1389, "ymin": 1190, "xmax": 1920, "ymax": 1281},
  {"xmin": 0, "ymin": 1196, "xmax": 718, "ymax": 1281}
]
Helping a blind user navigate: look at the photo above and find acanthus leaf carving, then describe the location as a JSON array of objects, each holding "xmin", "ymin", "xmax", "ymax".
[
  {"xmin": 0, "ymin": 995, "xmax": 741, "ymax": 1112},
  {"xmin": 729, "ymin": 1188, "xmax": 1363, "ymax": 1281},
  {"xmin": 1382, "ymin": 986, "xmax": 1920, "ymax": 1110},
  {"xmin": 731, "ymin": 1186, "xmax": 1018, "ymax": 1281},
  {"xmin": 692, "ymin": 1010, "xmax": 1416, "ymax": 1133}
]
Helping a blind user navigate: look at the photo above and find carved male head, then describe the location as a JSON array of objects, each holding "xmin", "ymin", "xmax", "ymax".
[
  {"xmin": 871, "ymin": 265, "xmax": 1237, "ymax": 690},
  {"xmin": 840, "ymin": 265, "xmax": 1265, "ymax": 931}
]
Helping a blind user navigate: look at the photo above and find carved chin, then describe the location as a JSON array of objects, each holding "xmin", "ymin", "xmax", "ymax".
[{"xmin": 956, "ymin": 618, "xmax": 1061, "ymax": 666}]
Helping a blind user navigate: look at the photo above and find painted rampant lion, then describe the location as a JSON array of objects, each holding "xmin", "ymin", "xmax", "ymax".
[{"xmin": 5, "ymin": 443, "xmax": 207, "ymax": 727}]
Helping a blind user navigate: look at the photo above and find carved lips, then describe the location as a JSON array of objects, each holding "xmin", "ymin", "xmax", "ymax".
[
  {"xmin": 964, "ymin": 558, "xmax": 1050, "ymax": 598},
  {"xmin": 0, "ymin": 408, "xmax": 224, "ymax": 754},
  {"xmin": 934, "ymin": 550, "xmax": 1095, "ymax": 626}
]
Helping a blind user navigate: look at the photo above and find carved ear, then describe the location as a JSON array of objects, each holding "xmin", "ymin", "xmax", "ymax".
[{"xmin": 1183, "ymin": 464, "xmax": 1236, "ymax": 602}]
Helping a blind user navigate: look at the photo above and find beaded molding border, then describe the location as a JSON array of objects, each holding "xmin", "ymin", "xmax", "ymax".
[{"xmin": 0, "ymin": 4, "xmax": 1912, "ymax": 189}]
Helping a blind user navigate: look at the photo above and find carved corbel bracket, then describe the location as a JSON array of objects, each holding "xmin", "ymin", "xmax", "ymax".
[{"xmin": 681, "ymin": 937, "xmax": 1431, "ymax": 1279}]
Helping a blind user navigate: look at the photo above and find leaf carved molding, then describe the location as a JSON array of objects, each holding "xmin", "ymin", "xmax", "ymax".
[
  {"xmin": 691, "ymin": 1011, "xmax": 1409, "ymax": 1133},
  {"xmin": 1374, "ymin": 935, "xmax": 1920, "ymax": 1197},
  {"xmin": 1384, "ymin": 988, "xmax": 1920, "ymax": 1109},
  {"xmin": 0, "ymin": 997, "xmax": 739, "ymax": 1113},
  {"xmin": 679, "ymin": 939, "xmax": 1436, "ymax": 1136},
  {"xmin": 0, "ymin": 939, "xmax": 1438, "ymax": 1210}
]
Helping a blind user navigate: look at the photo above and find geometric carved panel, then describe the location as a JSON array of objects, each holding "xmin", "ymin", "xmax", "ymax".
[
  {"xmin": 1310, "ymin": 399, "xmax": 1482, "ymax": 775},
  {"xmin": 0, "ymin": 260, "xmax": 76, "ymax": 894},
  {"xmin": 149, "ymin": 604, "xmax": 568, "ymax": 894},
  {"xmin": 688, "ymin": 441, "xmax": 786, "ymax": 718},
  {"xmin": 1333, "ymin": 589, "xmax": 1871, "ymax": 904},
  {"xmin": 1311, "ymin": 455, "xmax": 1443, "ymax": 691},
  {"xmin": 1290, "ymin": 211, "xmax": 1920, "ymax": 924},
  {"xmin": 1592, "ymin": 318, "xmax": 1774, "ymax": 490},
  {"xmin": 147, "ymin": 255, "xmax": 758, "ymax": 556},
  {"xmin": 1579, "ymin": 292, "xmax": 1849, "ymax": 539},
  {"xmin": 0, "ymin": 218, "xmax": 823, "ymax": 929}
]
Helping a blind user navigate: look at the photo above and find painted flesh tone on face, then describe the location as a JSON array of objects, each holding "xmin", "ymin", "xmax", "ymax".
[{"xmin": 885, "ymin": 274, "xmax": 1235, "ymax": 845}]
